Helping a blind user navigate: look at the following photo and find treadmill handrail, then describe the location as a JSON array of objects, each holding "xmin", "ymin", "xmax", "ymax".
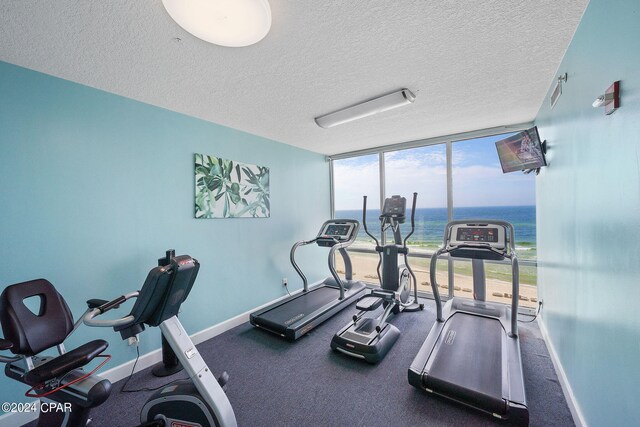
[
  {"xmin": 445, "ymin": 244, "xmax": 507, "ymax": 260},
  {"xmin": 430, "ymin": 248, "xmax": 445, "ymax": 322},
  {"xmin": 431, "ymin": 220, "xmax": 520, "ymax": 336},
  {"xmin": 290, "ymin": 238, "xmax": 319, "ymax": 292},
  {"xmin": 510, "ymin": 255, "xmax": 520, "ymax": 337},
  {"xmin": 291, "ymin": 220, "xmax": 359, "ymax": 299},
  {"xmin": 328, "ymin": 236, "xmax": 356, "ymax": 300}
]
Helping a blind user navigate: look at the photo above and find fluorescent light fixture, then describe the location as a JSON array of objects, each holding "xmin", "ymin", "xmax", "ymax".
[
  {"xmin": 162, "ymin": 0, "xmax": 271, "ymax": 47},
  {"xmin": 315, "ymin": 89, "xmax": 416, "ymax": 128}
]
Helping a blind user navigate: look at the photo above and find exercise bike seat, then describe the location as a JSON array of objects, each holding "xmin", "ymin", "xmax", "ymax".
[
  {"xmin": 23, "ymin": 339, "xmax": 108, "ymax": 386},
  {"xmin": 1, "ymin": 278, "xmax": 112, "ymax": 419}
]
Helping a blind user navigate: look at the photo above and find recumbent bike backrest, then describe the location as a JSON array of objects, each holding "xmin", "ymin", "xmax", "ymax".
[{"xmin": 0, "ymin": 278, "xmax": 74, "ymax": 356}]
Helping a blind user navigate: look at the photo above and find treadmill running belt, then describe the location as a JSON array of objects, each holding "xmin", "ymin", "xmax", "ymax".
[
  {"xmin": 258, "ymin": 286, "xmax": 340, "ymax": 328},
  {"xmin": 425, "ymin": 313, "xmax": 505, "ymax": 414}
]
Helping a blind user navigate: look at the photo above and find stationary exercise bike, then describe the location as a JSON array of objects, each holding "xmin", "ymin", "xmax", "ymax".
[
  {"xmin": 0, "ymin": 279, "xmax": 112, "ymax": 427},
  {"xmin": 331, "ymin": 193, "xmax": 424, "ymax": 363},
  {"xmin": 83, "ymin": 252, "xmax": 237, "ymax": 427}
]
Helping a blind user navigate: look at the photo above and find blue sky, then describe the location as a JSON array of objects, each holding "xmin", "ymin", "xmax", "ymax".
[{"xmin": 334, "ymin": 133, "xmax": 536, "ymax": 209}]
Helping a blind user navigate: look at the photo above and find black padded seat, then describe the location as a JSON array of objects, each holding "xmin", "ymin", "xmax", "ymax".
[
  {"xmin": 0, "ymin": 278, "xmax": 113, "ymax": 426},
  {"xmin": 23, "ymin": 339, "xmax": 108, "ymax": 386}
]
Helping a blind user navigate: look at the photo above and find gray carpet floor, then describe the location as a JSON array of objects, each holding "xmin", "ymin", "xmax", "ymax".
[{"xmin": 25, "ymin": 298, "xmax": 574, "ymax": 426}]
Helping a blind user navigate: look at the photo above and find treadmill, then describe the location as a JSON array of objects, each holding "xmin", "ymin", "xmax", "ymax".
[
  {"xmin": 250, "ymin": 219, "xmax": 367, "ymax": 341},
  {"xmin": 408, "ymin": 220, "xmax": 529, "ymax": 425}
]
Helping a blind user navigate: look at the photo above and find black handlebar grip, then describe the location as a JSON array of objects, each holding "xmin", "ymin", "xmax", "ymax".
[
  {"xmin": 362, "ymin": 195, "xmax": 380, "ymax": 247},
  {"xmin": 411, "ymin": 192, "xmax": 417, "ymax": 226},
  {"xmin": 86, "ymin": 299, "xmax": 109, "ymax": 309},
  {"xmin": 403, "ymin": 193, "xmax": 418, "ymax": 246},
  {"xmin": 362, "ymin": 196, "xmax": 368, "ymax": 229},
  {"xmin": 98, "ymin": 295, "xmax": 126, "ymax": 314}
]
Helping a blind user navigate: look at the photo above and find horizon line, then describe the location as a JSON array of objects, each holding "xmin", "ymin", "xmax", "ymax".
[{"xmin": 336, "ymin": 204, "xmax": 536, "ymax": 210}]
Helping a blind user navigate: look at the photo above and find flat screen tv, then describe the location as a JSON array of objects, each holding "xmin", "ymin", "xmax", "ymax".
[{"xmin": 495, "ymin": 126, "xmax": 547, "ymax": 173}]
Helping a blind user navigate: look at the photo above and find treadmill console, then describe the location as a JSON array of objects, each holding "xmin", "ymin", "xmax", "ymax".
[
  {"xmin": 456, "ymin": 227, "xmax": 499, "ymax": 244},
  {"xmin": 380, "ymin": 195, "xmax": 406, "ymax": 221},
  {"xmin": 317, "ymin": 220, "xmax": 358, "ymax": 247},
  {"xmin": 447, "ymin": 223, "xmax": 507, "ymax": 260}
]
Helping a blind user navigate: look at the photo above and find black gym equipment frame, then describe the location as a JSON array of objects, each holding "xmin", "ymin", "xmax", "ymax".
[
  {"xmin": 250, "ymin": 219, "xmax": 367, "ymax": 341},
  {"xmin": 331, "ymin": 193, "xmax": 423, "ymax": 363},
  {"xmin": 408, "ymin": 220, "xmax": 529, "ymax": 425}
]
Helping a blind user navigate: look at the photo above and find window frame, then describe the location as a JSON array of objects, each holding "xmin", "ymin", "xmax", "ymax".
[{"xmin": 328, "ymin": 122, "xmax": 537, "ymax": 313}]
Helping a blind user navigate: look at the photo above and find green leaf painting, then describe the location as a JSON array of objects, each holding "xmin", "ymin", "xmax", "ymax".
[{"xmin": 195, "ymin": 154, "xmax": 270, "ymax": 219}]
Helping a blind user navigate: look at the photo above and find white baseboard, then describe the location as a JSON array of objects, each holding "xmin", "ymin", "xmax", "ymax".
[
  {"xmin": 0, "ymin": 290, "xmax": 296, "ymax": 427},
  {"xmin": 538, "ymin": 317, "xmax": 587, "ymax": 427},
  {"xmin": 104, "ymin": 289, "xmax": 299, "ymax": 382}
]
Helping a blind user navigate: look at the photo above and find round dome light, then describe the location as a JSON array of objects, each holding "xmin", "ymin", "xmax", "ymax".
[{"xmin": 162, "ymin": 0, "xmax": 271, "ymax": 47}]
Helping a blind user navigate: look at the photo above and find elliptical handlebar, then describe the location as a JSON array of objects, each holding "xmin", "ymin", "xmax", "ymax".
[
  {"xmin": 403, "ymin": 192, "xmax": 418, "ymax": 247},
  {"xmin": 363, "ymin": 195, "xmax": 383, "ymax": 284},
  {"xmin": 362, "ymin": 196, "xmax": 380, "ymax": 247}
]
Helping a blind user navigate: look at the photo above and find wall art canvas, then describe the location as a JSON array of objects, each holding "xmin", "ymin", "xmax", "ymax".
[{"xmin": 195, "ymin": 154, "xmax": 270, "ymax": 218}]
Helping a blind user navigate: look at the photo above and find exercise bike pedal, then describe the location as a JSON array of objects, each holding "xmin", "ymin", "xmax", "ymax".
[{"xmin": 218, "ymin": 371, "xmax": 229, "ymax": 391}]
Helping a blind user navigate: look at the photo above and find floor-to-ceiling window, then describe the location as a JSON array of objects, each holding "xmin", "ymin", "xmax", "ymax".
[
  {"xmin": 332, "ymin": 154, "xmax": 381, "ymax": 282},
  {"xmin": 383, "ymin": 145, "xmax": 450, "ymax": 296},
  {"xmin": 330, "ymin": 127, "xmax": 538, "ymax": 311},
  {"xmin": 451, "ymin": 135, "xmax": 537, "ymax": 308}
]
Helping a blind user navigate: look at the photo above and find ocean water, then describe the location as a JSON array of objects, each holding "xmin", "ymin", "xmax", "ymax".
[{"xmin": 335, "ymin": 205, "xmax": 536, "ymax": 257}]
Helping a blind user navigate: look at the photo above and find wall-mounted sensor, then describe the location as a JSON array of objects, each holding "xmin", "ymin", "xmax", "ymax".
[
  {"xmin": 592, "ymin": 95, "xmax": 609, "ymax": 108},
  {"xmin": 550, "ymin": 73, "xmax": 567, "ymax": 109},
  {"xmin": 592, "ymin": 81, "xmax": 620, "ymax": 115}
]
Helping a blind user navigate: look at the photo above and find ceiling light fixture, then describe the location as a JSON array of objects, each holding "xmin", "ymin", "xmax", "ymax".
[
  {"xmin": 314, "ymin": 89, "xmax": 416, "ymax": 129},
  {"xmin": 161, "ymin": 0, "xmax": 272, "ymax": 47}
]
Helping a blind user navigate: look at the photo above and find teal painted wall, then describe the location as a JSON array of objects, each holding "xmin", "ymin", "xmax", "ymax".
[
  {"xmin": 0, "ymin": 61, "xmax": 330, "ymax": 405},
  {"xmin": 534, "ymin": 0, "xmax": 640, "ymax": 425}
]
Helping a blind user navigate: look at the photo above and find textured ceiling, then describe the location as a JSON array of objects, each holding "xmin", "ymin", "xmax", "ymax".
[{"xmin": 0, "ymin": 1, "xmax": 588, "ymax": 155}]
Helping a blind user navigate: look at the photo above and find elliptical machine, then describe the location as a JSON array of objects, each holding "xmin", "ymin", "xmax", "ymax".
[
  {"xmin": 83, "ymin": 252, "xmax": 237, "ymax": 427},
  {"xmin": 331, "ymin": 193, "xmax": 424, "ymax": 363}
]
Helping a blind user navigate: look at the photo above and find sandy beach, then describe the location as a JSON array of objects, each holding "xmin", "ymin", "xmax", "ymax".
[{"xmin": 337, "ymin": 252, "xmax": 538, "ymax": 309}]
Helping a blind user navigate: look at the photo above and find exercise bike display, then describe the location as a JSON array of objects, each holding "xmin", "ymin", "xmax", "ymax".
[
  {"xmin": 83, "ymin": 252, "xmax": 237, "ymax": 427},
  {"xmin": 331, "ymin": 193, "xmax": 424, "ymax": 363}
]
